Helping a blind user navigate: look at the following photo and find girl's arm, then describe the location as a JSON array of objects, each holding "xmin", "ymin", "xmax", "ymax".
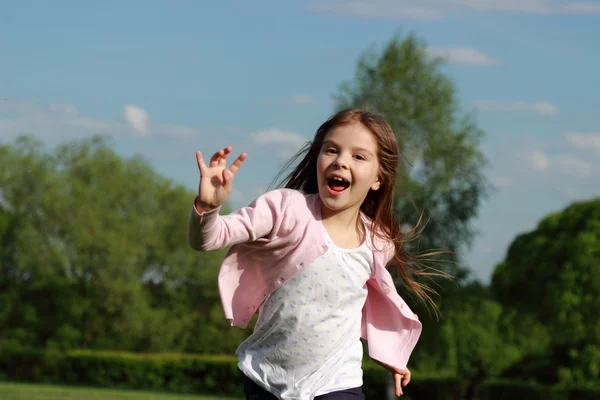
[{"xmin": 188, "ymin": 188, "xmax": 292, "ymax": 251}]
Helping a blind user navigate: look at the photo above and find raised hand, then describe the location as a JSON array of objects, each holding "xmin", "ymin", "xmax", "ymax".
[{"xmin": 195, "ymin": 146, "xmax": 246, "ymax": 211}]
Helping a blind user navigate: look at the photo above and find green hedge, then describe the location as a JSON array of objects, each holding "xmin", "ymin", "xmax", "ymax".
[
  {"xmin": 477, "ymin": 379, "xmax": 563, "ymax": 400},
  {"xmin": 0, "ymin": 349, "xmax": 245, "ymax": 396},
  {"xmin": 477, "ymin": 379, "xmax": 600, "ymax": 400},
  {"xmin": 0, "ymin": 349, "xmax": 464, "ymax": 398},
  {"xmin": 1, "ymin": 349, "xmax": 599, "ymax": 399}
]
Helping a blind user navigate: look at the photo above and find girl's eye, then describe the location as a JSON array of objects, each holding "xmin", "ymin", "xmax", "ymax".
[
  {"xmin": 354, "ymin": 155, "xmax": 365, "ymax": 160},
  {"xmin": 326, "ymin": 148, "xmax": 337, "ymax": 154}
]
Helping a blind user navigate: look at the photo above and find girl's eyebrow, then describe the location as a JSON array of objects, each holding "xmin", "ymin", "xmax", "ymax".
[{"xmin": 323, "ymin": 139, "xmax": 375, "ymax": 157}]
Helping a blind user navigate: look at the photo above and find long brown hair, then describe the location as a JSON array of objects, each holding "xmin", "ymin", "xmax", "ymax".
[{"xmin": 271, "ymin": 108, "xmax": 449, "ymax": 313}]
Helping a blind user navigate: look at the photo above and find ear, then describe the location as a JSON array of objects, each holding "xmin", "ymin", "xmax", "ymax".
[{"xmin": 371, "ymin": 179, "xmax": 381, "ymax": 191}]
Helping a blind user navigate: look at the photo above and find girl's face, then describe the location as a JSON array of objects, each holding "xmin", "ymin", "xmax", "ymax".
[{"xmin": 316, "ymin": 122, "xmax": 381, "ymax": 218}]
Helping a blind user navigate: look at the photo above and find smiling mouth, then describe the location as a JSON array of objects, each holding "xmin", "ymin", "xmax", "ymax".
[{"xmin": 327, "ymin": 176, "xmax": 350, "ymax": 193}]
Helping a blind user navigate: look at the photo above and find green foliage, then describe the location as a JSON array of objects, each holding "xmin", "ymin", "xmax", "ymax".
[
  {"xmin": 4, "ymin": 349, "xmax": 598, "ymax": 400},
  {"xmin": 0, "ymin": 348, "xmax": 245, "ymax": 396},
  {"xmin": 0, "ymin": 135, "xmax": 245, "ymax": 354},
  {"xmin": 491, "ymin": 197, "xmax": 600, "ymax": 384},
  {"xmin": 412, "ymin": 289, "xmax": 551, "ymax": 391},
  {"xmin": 447, "ymin": 298, "xmax": 519, "ymax": 377},
  {"xmin": 558, "ymin": 344, "xmax": 600, "ymax": 384},
  {"xmin": 477, "ymin": 378, "xmax": 600, "ymax": 400},
  {"xmin": 406, "ymin": 281, "xmax": 555, "ymax": 400},
  {"xmin": 477, "ymin": 379, "xmax": 564, "ymax": 400},
  {"xmin": 0, "ymin": 349, "xmax": 467, "ymax": 399}
]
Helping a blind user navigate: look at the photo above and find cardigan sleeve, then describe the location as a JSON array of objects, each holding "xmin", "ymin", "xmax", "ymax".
[
  {"xmin": 361, "ymin": 277, "xmax": 422, "ymax": 370},
  {"xmin": 188, "ymin": 188, "xmax": 293, "ymax": 252}
]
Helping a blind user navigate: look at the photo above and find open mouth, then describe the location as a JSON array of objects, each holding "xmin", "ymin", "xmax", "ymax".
[{"xmin": 327, "ymin": 176, "xmax": 350, "ymax": 193}]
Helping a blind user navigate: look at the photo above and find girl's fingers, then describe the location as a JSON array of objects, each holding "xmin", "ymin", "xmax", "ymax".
[
  {"xmin": 196, "ymin": 151, "xmax": 207, "ymax": 175},
  {"xmin": 223, "ymin": 153, "xmax": 246, "ymax": 187},
  {"xmin": 394, "ymin": 373, "xmax": 403, "ymax": 396},
  {"xmin": 200, "ymin": 147, "xmax": 243, "ymax": 181},
  {"xmin": 209, "ymin": 146, "xmax": 231, "ymax": 168},
  {"xmin": 222, "ymin": 168, "xmax": 233, "ymax": 188},
  {"xmin": 228, "ymin": 152, "xmax": 247, "ymax": 176},
  {"xmin": 402, "ymin": 370, "xmax": 411, "ymax": 386},
  {"xmin": 219, "ymin": 146, "xmax": 233, "ymax": 167},
  {"xmin": 208, "ymin": 150, "xmax": 221, "ymax": 167}
]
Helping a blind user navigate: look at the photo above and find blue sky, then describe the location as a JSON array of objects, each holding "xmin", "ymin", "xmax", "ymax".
[{"xmin": 1, "ymin": 0, "xmax": 599, "ymax": 283}]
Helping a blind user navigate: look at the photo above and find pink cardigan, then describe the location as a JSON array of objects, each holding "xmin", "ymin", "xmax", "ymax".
[{"xmin": 188, "ymin": 188, "xmax": 422, "ymax": 370}]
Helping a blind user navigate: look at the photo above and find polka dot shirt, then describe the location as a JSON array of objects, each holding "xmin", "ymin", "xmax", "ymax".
[{"xmin": 236, "ymin": 225, "xmax": 374, "ymax": 400}]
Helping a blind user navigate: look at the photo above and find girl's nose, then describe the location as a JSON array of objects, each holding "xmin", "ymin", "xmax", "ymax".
[{"xmin": 335, "ymin": 157, "xmax": 348, "ymax": 168}]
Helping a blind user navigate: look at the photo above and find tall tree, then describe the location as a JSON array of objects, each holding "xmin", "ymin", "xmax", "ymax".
[
  {"xmin": 333, "ymin": 32, "xmax": 491, "ymax": 376},
  {"xmin": 334, "ymin": 32, "xmax": 490, "ymax": 269}
]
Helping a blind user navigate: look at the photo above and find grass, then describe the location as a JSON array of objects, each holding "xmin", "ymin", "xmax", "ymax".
[{"xmin": 0, "ymin": 381, "xmax": 242, "ymax": 400}]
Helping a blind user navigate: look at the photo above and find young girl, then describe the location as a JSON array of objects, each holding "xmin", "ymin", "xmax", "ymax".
[{"xmin": 188, "ymin": 109, "xmax": 435, "ymax": 400}]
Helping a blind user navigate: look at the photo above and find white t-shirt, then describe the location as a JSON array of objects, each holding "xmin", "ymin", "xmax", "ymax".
[{"xmin": 236, "ymin": 224, "xmax": 374, "ymax": 400}]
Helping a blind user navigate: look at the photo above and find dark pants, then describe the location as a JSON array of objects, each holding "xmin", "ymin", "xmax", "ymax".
[{"xmin": 244, "ymin": 375, "xmax": 365, "ymax": 400}]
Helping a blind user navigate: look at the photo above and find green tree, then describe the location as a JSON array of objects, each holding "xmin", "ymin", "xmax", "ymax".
[
  {"xmin": 413, "ymin": 281, "xmax": 550, "ymax": 397},
  {"xmin": 334, "ymin": 31, "xmax": 490, "ymax": 262},
  {"xmin": 491, "ymin": 197, "xmax": 600, "ymax": 384},
  {"xmin": 0, "ymin": 135, "xmax": 245, "ymax": 353}
]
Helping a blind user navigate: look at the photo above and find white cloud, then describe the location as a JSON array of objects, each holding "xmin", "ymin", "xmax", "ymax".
[
  {"xmin": 566, "ymin": 3, "xmax": 600, "ymax": 13},
  {"xmin": 555, "ymin": 155, "xmax": 593, "ymax": 177},
  {"xmin": 310, "ymin": 1, "xmax": 443, "ymax": 20},
  {"xmin": 310, "ymin": 0, "xmax": 600, "ymax": 20},
  {"xmin": 564, "ymin": 131, "xmax": 600, "ymax": 155},
  {"xmin": 124, "ymin": 104, "xmax": 149, "ymax": 135},
  {"xmin": 474, "ymin": 100, "xmax": 559, "ymax": 116},
  {"xmin": 455, "ymin": 0, "xmax": 600, "ymax": 14},
  {"xmin": 521, "ymin": 146, "xmax": 596, "ymax": 177},
  {"xmin": 427, "ymin": 47, "xmax": 500, "ymax": 66},
  {"xmin": 0, "ymin": 99, "xmax": 202, "ymax": 143},
  {"xmin": 0, "ymin": 100, "xmax": 121, "ymax": 141},
  {"xmin": 529, "ymin": 150, "xmax": 550, "ymax": 171},
  {"xmin": 48, "ymin": 104, "xmax": 78, "ymax": 114}
]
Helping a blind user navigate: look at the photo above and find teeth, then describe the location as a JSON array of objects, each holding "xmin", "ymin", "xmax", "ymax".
[{"xmin": 331, "ymin": 177, "xmax": 348, "ymax": 183}]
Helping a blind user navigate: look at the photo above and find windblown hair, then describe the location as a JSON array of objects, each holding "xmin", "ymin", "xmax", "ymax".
[{"xmin": 271, "ymin": 108, "xmax": 448, "ymax": 313}]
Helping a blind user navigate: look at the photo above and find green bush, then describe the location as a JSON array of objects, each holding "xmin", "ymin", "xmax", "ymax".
[
  {"xmin": 3, "ymin": 349, "xmax": 598, "ymax": 399},
  {"xmin": 0, "ymin": 349, "xmax": 464, "ymax": 399},
  {"xmin": 477, "ymin": 379, "xmax": 563, "ymax": 400},
  {"xmin": 0, "ymin": 349, "xmax": 245, "ymax": 396}
]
